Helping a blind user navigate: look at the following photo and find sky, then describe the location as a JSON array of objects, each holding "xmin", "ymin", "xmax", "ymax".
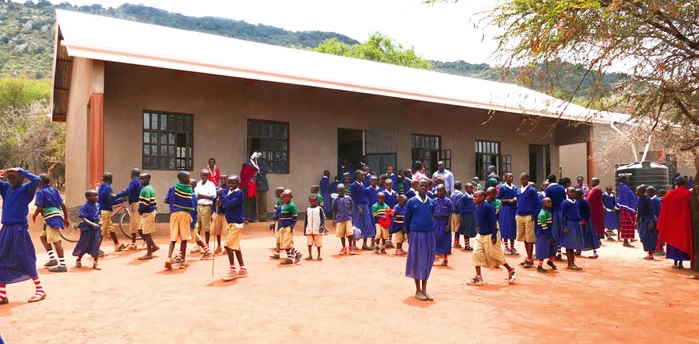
[{"xmin": 46, "ymin": 0, "xmax": 501, "ymax": 64}]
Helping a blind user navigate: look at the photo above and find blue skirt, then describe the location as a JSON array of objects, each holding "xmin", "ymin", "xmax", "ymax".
[
  {"xmin": 666, "ymin": 245, "xmax": 691, "ymax": 261},
  {"xmin": 604, "ymin": 211, "xmax": 618, "ymax": 229},
  {"xmin": 559, "ymin": 220, "xmax": 583, "ymax": 250},
  {"xmin": 638, "ymin": 219, "xmax": 658, "ymax": 252},
  {"xmin": 581, "ymin": 222, "xmax": 600, "ymax": 251},
  {"xmin": 0, "ymin": 224, "xmax": 38, "ymax": 284},
  {"xmin": 322, "ymin": 192, "xmax": 331, "ymax": 213},
  {"xmin": 551, "ymin": 211, "xmax": 563, "ymax": 243},
  {"xmin": 433, "ymin": 217, "xmax": 451, "ymax": 255},
  {"xmin": 498, "ymin": 205, "xmax": 516, "ymax": 240},
  {"xmin": 405, "ymin": 230, "xmax": 436, "ymax": 280},
  {"xmin": 535, "ymin": 234, "xmax": 556, "ymax": 259},
  {"xmin": 352, "ymin": 204, "xmax": 374, "ymax": 239},
  {"xmin": 73, "ymin": 226, "xmax": 102, "ymax": 259},
  {"xmin": 458, "ymin": 213, "xmax": 477, "ymax": 238}
]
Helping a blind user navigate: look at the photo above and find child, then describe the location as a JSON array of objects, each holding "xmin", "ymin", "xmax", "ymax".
[
  {"xmin": 163, "ymin": 171, "xmax": 196, "ymax": 269},
  {"xmin": 269, "ymin": 186, "xmax": 285, "ymax": 259},
  {"xmin": 578, "ymin": 189, "xmax": 600, "ymax": 259},
  {"xmin": 382, "ymin": 179, "xmax": 399, "ymax": 248},
  {"xmin": 459, "ymin": 183, "xmax": 477, "ymax": 251},
  {"xmin": 114, "ymin": 168, "xmax": 143, "ymax": 250},
  {"xmin": 73, "ymin": 190, "xmax": 103, "ymax": 270},
  {"xmin": 136, "ymin": 173, "xmax": 159, "ymax": 260},
  {"xmin": 497, "ymin": 173, "xmax": 518, "ymax": 255},
  {"xmin": 329, "ymin": 176, "xmax": 340, "ymax": 200},
  {"xmin": 32, "ymin": 173, "xmax": 69, "ymax": 272},
  {"xmin": 648, "ymin": 187, "xmax": 664, "ymax": 255},
  {"xmin": 194, "ymin": 169, "xmax": 217, "ymax": 249},
  {"xmin": 304, "ymin": 194, "xmax": 326, "ymax": 260},
  {"xmin": 372, "ymin": 192, "xmax": 390, "ymax": 254},
  {"xmin": 516, "ymin": 173, "xmax": 539, "ymax": 268},
  {"xmin": 332, "ymin": 183, "xmax": 356, "ymax": 255},
  {"xmin": 404, "ymin": 178, "xmax": 436, "ymax": 301},
  {"xmin": 188, "ymin": 179, "xmax": 213, "ymax": 260},
  {"xmin": 433, "ymin": 185, "xmax": 455, "ymax": 266},
  {"xmin": 220, "ymin": 175, "xmax": 247, "ymax": 281},
  {"xmin": 273, "ymin": 189, "xmax": 302, "ymax": 264},
  {"xmin": 485, "ymin": 187, "xmax": 502, "ymax": 217},
  {"xmin": 636, "ymin": 185, "xmax": 658, "ymax": 260},
  {"xmin": 404, "ymin": 179, "xmax": 418, "ymax": 199},
  {"xmin": 365, "ymin": 176, "xmax": 380, "ymax": 208},
  {"xmin": 391, "ymin": 195, "xmax": 408, "ymax": 255},
  {"xmin": 320, "ymin": 170, "xmax": 332, "ymax": 214},
  {"xmin": 342, "ymin": 173, "xmax": 352, "ymax": 193},
  {"xmin": 602, "ymin": 186, "xmax": 619, "ymax": 241},
  {"xmin": 535, "ymin": 198, "xmax": 558, "ymax": 272},
  {"xmin": 352, "ymin": 170, "xmax": 375, "ymax": 250},
  {"xmin": 560, "ymin": 187, "xmax": 584, "ymax": 270},
  {"xmin": 450, "ymin": 181, "xmax": 464, "ymax": 248},
  {"xmin": 211, "ymin": 174, "xmax": 228, "ymax": 254},
  {"xmin": 468, "ymin": 190, "xmax": 517, "ymax": 286},
  {"xmin": 98, "ymin": 172, "xmax": 127, "ymax": 253},
  {"xmin": 310, "ymin": 184, "xmax": 324, "ymax": 209},
  {"xmin": 402, "ymin": 169, "xmax": 413, "ymax": 195}
]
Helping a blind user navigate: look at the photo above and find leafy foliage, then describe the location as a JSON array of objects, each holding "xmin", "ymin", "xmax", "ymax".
[{"xmin": 314, "ymin": 32, "xmax": 432, "ymax": 70}]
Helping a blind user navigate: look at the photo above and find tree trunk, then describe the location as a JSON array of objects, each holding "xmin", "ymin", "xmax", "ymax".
[{"xmin": 693, "ymin": 152, "xmax": 699, "ymax": 271}]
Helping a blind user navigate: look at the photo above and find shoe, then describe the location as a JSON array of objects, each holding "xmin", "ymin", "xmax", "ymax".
[
  {"xmin": 588, "ymin": 254, "xmax": 599, "ymax": 259},
  {"xmin": 75, "ymin": 260, "xmax": 82, "ymax": 268},
  {"xmin": 463, "ymin": 245, "xmax": 473, "ymax": 251},
  {"xmin": 510, "ymin": 248, "xmax": 520, "ymax": 255},
  {"xmin": 362, "ymin": 245, "xmax": 370, "ymax": 251},
  {"xmin": 281, "ymin": 258, "xmax": 294, "ymax": 265},
  {"xmin": 119, "ymin": 243, "xmax": 128, "ymax": 251},
  {"xmin": 164, "ymin": 259, "xmax": 173, "ymax": 270},
  {"xmin": 44, "ymin": 259, "xmax": 58, "ymax": 267},
  {"xmin": 92, "ymin": 263, "xmax": 101, "ymax": 270},
  {"xmin": 566, "ymin": 265, "xmax": 583, "ymax": 271},
  {"xmin": 453, "ymin": 243, "xmax": 463, "ymax": 249},
  {"xmin": 423, "ymin": 292, "xmax": 434, "ymax": 301},
  {"xmin": 138, "ymin": 255, "xmax": 153, "ymax": 260},
  {"xmin": 352, "ymin": 245, "xmax": 359, "ymax": 251},
  {"xmin": 505, "ymin": 247, "xmax": 512, "ymax": 255},
  {"xmin": 643, "ymin": 256, "xmax": 655, "ymax": 260},
  {"xmin": 214, "ymin": 246, "xmax": 223, "ymax": 255},
  {"xmin": 222, "ymin": 270, "xmax": 238, "ymax": 282},
  {"xmin": 48, "ymin": 265, "xmax": 68, "ymax": 273},
  {"xmin": 190, "ymin": 246, "xmax": 201, "ymax": 253},
  {"xmin": 555, "ymin": 254, "xmax": 563, "ymax": 261},
  {"xmin": 521, "ymin": 260, "xmax": 533, "ymax": 268},
  {"xmin": 348, "ymin": 246, "xmax": 356, "ymax": 255},
  {"xmin": 0, "ymin": 297, "xmax": 8, "ymax": 305},
  {"xmin": 270, "ymin": 254, "xmax": 281, "ymax": 259},
  {"xmin": 317, "ymin": 257, "xmax": 323, "ymax": 261},
  {"xmin": 374, "ymin": 246, "xmax": 380, "ymax": 253},
  {"xmin": 395, "ymin": 249, "xmax": 407, "ymax": 256},
  {"xmin": 415, "ymin": 291, "xmax": 428, "ymax": 301},
  {"xmin": 128, "ymin": 243, "xmax": 138, "ymax": 250},
  {"xmin": 381, "ymin": 247, "xmax": 387, "ymax": 254},
  {"xmin": 508, "ymin": 268, "xmax": 517, "ymax": 284},
  {"xmin": 339, "ymin": 247, "xmax": 347, "ymax": 255},
  {"xmin": 546, "ymin": 261, "xmax": 558, "ymax": 270},
  {"xmin": 27, "ymin": 293, "xmax": 46, "ymax": 303},
  {"xmin": 537, "ymin": 266, "xmax": 549, "ymax": 273},
  {"xmin": 237, "ymin": 269, "xmax": 248, "ymax": 278},
  {"xmin": 179, "ymin": 260, "xmax": 191, "ymax": 269},
  {"xmin": 574, "ymin": 250, "xmax": 582, "ymax": 256},
  {"xmin": 295, "ymin": 252, "xmax": 302, "ymax": 263},
  {"xmin": 440, "ymin": 260, "xmax": 448, "ymax": 266},
  {"xmin": 467, "ymin": 276, "xmax": 483, "ymax": 286},
  {"xmin": 201, "ymin": 252, "xmax": 213, "ymax": 260}
]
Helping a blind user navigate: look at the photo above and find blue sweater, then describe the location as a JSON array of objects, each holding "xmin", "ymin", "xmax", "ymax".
[
  {"xmin": 460, "ymin": 193, "xmax": 475, "ymax": 215},
  {"xmin": 0, "ymin": 169, "xmax": 40, "ymax": 225},
  {"xmin": 98, "ymin": 182, "xmax": 122, "ymax": 212},
  {"xmin": 561, "ymin": 199, "xmax": 581, "ymax": 221},
  {"xmin": 516, "ymin": 185, "xmax": 539, "ymax": 216},
  {"xmin": 475, "ymin": 201, "xmax": 498, "ymax": 235},
  {"xmin": 115, "ymin": 177, "xmax": 143, "ymax": 204},
  {"xmin": 351, "ymin": 181, "xmax": 368, "ymax": 205},
  {"xmin": 545, "ymin": 184, "xmax": 567, "ymax": 212},
  {"xmin": 221, "ymin": 188, "xmax": 244, "ymax": 224},
  {"xmin": 404, "ymin": 196, "xmax": 434, "ymax": 232}
]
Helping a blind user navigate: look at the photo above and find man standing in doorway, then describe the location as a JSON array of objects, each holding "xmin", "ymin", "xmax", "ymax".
[
  {"xmin": 432, "ymin": 161, "xmax": 454, "ymax": 196},
  {"xmin": 250, "ymin": 152, "xmax": 271, "ymax": 222}
]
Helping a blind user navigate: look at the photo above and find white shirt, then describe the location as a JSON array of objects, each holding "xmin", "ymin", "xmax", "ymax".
[{"xmin": 194, "ymin": 180, "xmax": 217, "ymax": 205}]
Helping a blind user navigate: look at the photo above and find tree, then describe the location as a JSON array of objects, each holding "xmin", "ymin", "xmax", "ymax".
[
  {"xmin": 313, "ymin": 32, "xmax": 432, "ymax": 70},
  {"xmin": 486, "ymin": 0, "xmax": 699, "ymax": 179}
]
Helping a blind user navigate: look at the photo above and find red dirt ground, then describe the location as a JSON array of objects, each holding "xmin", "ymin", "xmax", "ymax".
[{"xmin": 1, "ymin": 219, "xmax": 698, "ymax": 343}]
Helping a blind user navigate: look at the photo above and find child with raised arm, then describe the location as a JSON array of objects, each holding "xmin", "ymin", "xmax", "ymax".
[
  {"xmin": 32, "ymin": 173, "xmax": 70, "ymax": 272},
  {"xmin": 332, "ymin": 183, "xmax": 356, "ymax": 255},
  {"xmin": 220, "ymin": 175, "xmax": 247, "ymax": 281},
  {"xmin": 73, "ymin": 190, "xmax": 103, "ymax": 270},
  {"xmin": 273, "ymin": 189, "xmax": 302, "ymax": 264},
  {"xmin": 304, "ymin": 194, "xmax": 325, "ymax": 260}
]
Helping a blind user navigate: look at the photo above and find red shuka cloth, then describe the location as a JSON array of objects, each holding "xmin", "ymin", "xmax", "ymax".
[
  {"xmin": 657, "ymin": 187, "xmax": 693, "ymax": 257},
  {"xmin": 586, "ymin": 187, "xmax": 605, "ymax": 236}
]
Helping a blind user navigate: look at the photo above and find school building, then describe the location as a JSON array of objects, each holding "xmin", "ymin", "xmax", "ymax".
[{"xmin": 51, "ymin": 10, "xmax": 628, "ymax": 209}]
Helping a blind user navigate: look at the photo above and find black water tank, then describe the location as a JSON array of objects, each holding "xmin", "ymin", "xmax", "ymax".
[{"xmin": 615, "ymin": 161, "xmax": 672, "ymax": 191}]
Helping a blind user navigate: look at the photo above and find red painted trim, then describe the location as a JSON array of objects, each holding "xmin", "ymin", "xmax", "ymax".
[{"xmin": 89, "ymin": 93, "xmax": 104, "ymax": 189}]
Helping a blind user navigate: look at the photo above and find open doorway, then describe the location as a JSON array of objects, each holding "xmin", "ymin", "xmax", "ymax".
[
  {"xmin": 338, "ymin": 128, "xmax": 364, "ymax": 174},
  {"xmin": 529, "ymin": 144, "xmax": 551, "ymax": 184}
]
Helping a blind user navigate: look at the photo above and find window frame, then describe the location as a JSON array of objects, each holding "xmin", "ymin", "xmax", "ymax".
[
  {"xmin": 247, "ymin": 119, "xmax": 290, "ymax": 174},
  {"xmin": 142, "ymin": 110, "xmax": 194, "ymax": 171},
  {"xmin": 475, "ymin": 140, "xmax": 501, "ymax": 180}
]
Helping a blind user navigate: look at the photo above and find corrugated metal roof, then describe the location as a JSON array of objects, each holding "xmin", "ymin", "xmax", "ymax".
[{"xmin": 53, "ymin": 9, "xmax": 629, "ymax": 124}]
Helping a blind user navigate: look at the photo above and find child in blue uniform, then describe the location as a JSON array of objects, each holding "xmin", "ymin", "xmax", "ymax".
[
  {"xmin": 114, "ymin": 168, "xmax": 143, "ymax": 250},
  {"xmin": 433, "ymin": 185, "xmax": 454, "ymax": 266},
  {"xmin": 32, "ymin": 173, "xmax": 70, "ymax": 272},
  {"xmin": 320, "ymin": 170, "xmax": 332, "ymax": 214},
  {"xmin": 578, "ymin": 189, "xmax": 600, "ymax": 258},
  {"xmin": 332, "ymin": 183, "xmax": 356, "ymax": 255},
  {"xmin": 602, "ymin": 186, "xmax": 619, "ymax": 241},
  {"xmin": 73, "ymin": 190, "xmax": 103, "ymax": 270},
  {"xmin": 382, "ymin": 179, "xmax": 399, "ymax": 249},
  {"xmin": 636, "ymin": 185, "xmax": 658, "ymax": 260},
  {"xmin": 404, "ymin": 178, "xmax": 436, "ymax": 301},
  {"xmin": 366, "ymin": 176, "xmax": 380, "ymax": 209},
  {"xmin": 0, "ymin": 168, "xmax": 46, "ymax": 304},
  {"xmin": 391, "ymin": 195, "xmax": 408, "ymax": 255},
  {"xmin": 516, "ymin": 173, "xmax": 539, "ymax": 267},
  {"xmin": 545, "ymin": 175, "xmax": 567, "ymax": 259},
  {"xmin": 561, "ymin": 187, "xmax": 584, "ymax": 270},
  {"xmin": 497, "ymin": 173, "xmax": 518, "ymax": 255},
  {"xmin": 220, "ymin": 175, "xmax": 247, "ymax": 281},
  {"xmin": 468, "ymin": 190, "xmax": 517, "ymax": 286},
  {"xmin": 352, "ymin": 170, "xmax": 375, "ymax": 250},
  {"xmin": 459, "ymin": 183, "xmax": 477, "ymax": 251},
  {"xmin": 648, "ymin": 187, "xmax": 663, "ymax": 254},
  {"xmin": 450, "ymin": 181, "xmax": 464, "ymax": 248},
  {"xmin": 163, "ymin": 171, "xmax": 196, "ymax": 270},
  {"xmin": 535, "ymin": 198, "xmax": 558, "ymax": 272}
]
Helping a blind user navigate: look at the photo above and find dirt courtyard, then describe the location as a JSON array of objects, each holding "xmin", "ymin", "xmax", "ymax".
[{"xmin": 1, "ymin": 220, "xmax": 698, "ymax": 344}]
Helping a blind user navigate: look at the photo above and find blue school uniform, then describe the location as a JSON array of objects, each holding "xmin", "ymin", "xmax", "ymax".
[
  {"xmin": 404, "ymin": 188, "xmax": 416, "ymax": 199},
  {"xmin": 365, "ymin": 185, "xmax": 380, "ymax": 208},
  {"xmin": 320, "ymin": 176, "xmax": 332, "ymax": 213},
  {"xmin": 34, "ymin": 184, "xmax": 65, "ymax": 229},
  {"xmin": 351, "ymin": 181, "xmax": 374, "ymax": 239},
  {"xmin": 403, "ymin": 179, "xmax": 412, "ymax": 195},
  {"xmin": 458, "ymin": 192, "xmax": 477, "ymax": 238},
  {"xmin": 332, "ymin": 195, "xmax": 354, "ymax": 222},
  {"xmin": 363, "ymin": 174, "xmax": 372, "ymax": 187},
  {"xmin": 433, "ymin": 196, "xmax": 454, "ymax": 255},
  {"xmin": 535, "ymin": 208, "xmax": 556, "ymax": 259},
  {"xmin": 637, "ymin": 195, "xmax": 658, "ymax": 252},
  {"xmin": 546, "ymin": 183, "xmax": 567, "ymax": 242},
  {"xmin": 390, "ymin": 203, "xmax": 405, "ymax": 234},
  {"xmin": 98, "ymin": 182, "xmax": 122, "ymax": 212},
  {"xmin": 560, "ymin": 199, "xmax": 584, "ymax": 250},
  {"xmin": 73, "ymin": 201, "xmax": 102, "ymax": 259},
  {"xmin": 404, "ymin": 195, "xmax": 436, "ymax": 280},
  {"xmin": 579, "ymin": 198, "xmax": 600, "ymax": 251},
  {"xmin": 497, "ymin": 183, "xmax": 518, "ymax": 240},
  {"xmin": 386, "ymin": 173, "xmax": 398, "ymax": 188},
  {"xmin": 221, "ymin": 188, "xmax": 245, "ymax": 224},
  {"xmin": 602, "ymin": 192, "xmax": 619, "ymax": 229},
  {"xmin": 382, "ymin": 188, "xmax": 398, "ymax": 209},
  {"xmin": 115, "ymin": 177, "xmax": 143, "ymax": 205},
  {"xmin": 0, "ymin": 169, "xmax": 41, "ymax": 284},
  {"xmin": 475, "ymin": 200, "xmax": 498, "ymax": 236}
]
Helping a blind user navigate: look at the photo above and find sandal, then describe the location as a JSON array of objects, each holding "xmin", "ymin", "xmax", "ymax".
[
  {"xmin": 467, "ymin": 276, "xmax": 483, "ymax": 286},
  {"xmin": 546, "ymin": 261, "xmax": 558, "ymax": 270},
  {"xmin": 28, "ymin": 292, "xmax": 46, "ymax": 303}
]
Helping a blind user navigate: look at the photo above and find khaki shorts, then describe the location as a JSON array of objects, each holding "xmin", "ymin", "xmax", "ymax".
[
  {"xmin": 516, "ymin": 215, "xmax": 536, "ymax": 243},
  {"xmin": 42, "ymin": 225, "xmax": 62, "ymax": 244},
  {"xmin": 450, "ymin": 213, "xmax": 461, "ymax": 233},
  {"xmin": 279, "ymin": 226, "xmax": 294, "ymax": 250},
  {"xmin": 374, "ymin": 223, "xmax": 389, "ymax": 240},
  {"xmin": 189, "ymin": 228, "xmax": 203, "ymax": 244},
  {"xmin": 169, "ymin": 211, "xmax": 192, "ymax": 242},
  {"xmin": 224, "ymin": 223, "xmax": 243, "ymax": 251},
  {"xmin": 129, "ymin": 202, "xmax": 140, "ymax": 234},
  {"xmin": 335, "ymin": 220, "xmax": 353, "ymax": 238},
  {"xmin": 100, "ymin": 210, "xmax": 114, "ymax": 236},
  {"xmin": 306, "ymin": 234, "xmax": 323, "ymax": 247},
  {"xmin": 394, "ymin": 231, "xmax": 405, "ymax": 244},
  {"xmin": 473, "ymin": 232, "xmax": 507, "ymax": 268},
  {"xmin": 196, "ymin": 204, "xmax": 213, "ymax": 232},
  {"xmin": 139, "ymin": 211, "xmax": 156, "ymax": 235},
  {"xmin": 212, "ymin": 213, "xmax": 227, "ymax": 236}
]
